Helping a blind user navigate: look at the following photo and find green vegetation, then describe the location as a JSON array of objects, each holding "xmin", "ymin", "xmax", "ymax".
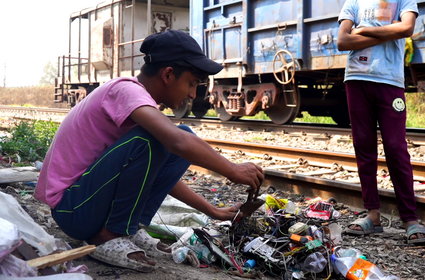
[
  {"xmin": 241, "ymin": 111, "xmax": 270, "ymax": 121},
  {"xmin": 0, "ymin": 120, "xmax": 59, "ymax": 163},
  {"xmin": 294, "ymin": 112, "xmax": 336, "ymax": 124},
  {"xmin": 406, "ymin": 92, "xmax": 425, "ymax": 128}
]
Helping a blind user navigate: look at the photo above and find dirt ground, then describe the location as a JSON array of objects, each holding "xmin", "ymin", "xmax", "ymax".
[{"xmin": 2, "ymin": 169, "xmax": 425, "ymax": 280}]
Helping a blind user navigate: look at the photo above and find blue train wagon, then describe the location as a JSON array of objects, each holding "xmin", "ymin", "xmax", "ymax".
[{"xmin": 174, "ymin": 0, "xmax": 425, "ymax": 125}]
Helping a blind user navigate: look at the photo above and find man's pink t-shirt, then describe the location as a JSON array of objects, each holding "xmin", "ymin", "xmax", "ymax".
[{"xmin": 35, "ymin": 77, "xmax": 158, "ymax": 208}]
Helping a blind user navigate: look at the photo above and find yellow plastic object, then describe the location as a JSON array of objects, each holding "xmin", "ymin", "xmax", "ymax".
[
  {"xmin": 264, "ymin": 195, "xmax": 288, "ymax": 211},
  {"xmin": 405, "ymin": 37, "xmax": 414, "ymax": 66}
]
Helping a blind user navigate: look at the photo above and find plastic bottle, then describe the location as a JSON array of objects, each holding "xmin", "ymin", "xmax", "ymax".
[
  {"xmin": 183, "ymin": 233, "xmax": 216, "ymax": 264},
  {"xmin": 331, "ymin": 248, "xmax": 400, "ymax": 280},
  {"xmin": 188, "ymin": 243, "xmax": 217, "ymax": 264},
  {"xmin": 171, "ymin": 246, "xmax": 190, "ymax": 264}
]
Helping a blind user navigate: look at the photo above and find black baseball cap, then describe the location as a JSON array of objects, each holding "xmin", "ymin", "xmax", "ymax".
[{"xmin": 140, "ymin": 30, "xmax": 223, "ymax": 75}]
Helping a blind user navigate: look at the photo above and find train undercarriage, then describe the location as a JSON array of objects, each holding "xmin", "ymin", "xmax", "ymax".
[
  {"xmin": 171, "ymin": 52, "xmax": 350, "ymax": 127},
  {"xmin": 172, "ymin": 78, "xmax": 350, "ymax": 127}
]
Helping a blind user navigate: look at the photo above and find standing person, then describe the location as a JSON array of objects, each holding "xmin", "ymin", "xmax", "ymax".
[
  {"xmin": 34, "ymin": 30, "xmax": 264, "ymax": 272},
  {"xmin": 337, "ymin": 0, "xmax": 425, "ymax": 244}
]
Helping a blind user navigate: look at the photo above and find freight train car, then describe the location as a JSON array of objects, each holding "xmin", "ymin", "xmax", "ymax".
[
  {"xmin": 55, "ymin": 0, "xmax": 425, "ymax": 126},
  {"xmin": 54, "ymin": 0, "xmax": 190, "ymax": 105}
]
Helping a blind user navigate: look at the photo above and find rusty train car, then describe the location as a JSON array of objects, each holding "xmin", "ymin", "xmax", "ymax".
[{"xmin": 55, "ymin": 0, "xmax": 425, "ymax": 126}]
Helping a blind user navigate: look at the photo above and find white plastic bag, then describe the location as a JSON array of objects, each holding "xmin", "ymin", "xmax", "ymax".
[
  {"xmin": 0, "ymin": 217, "xmax": 21, "ymax": 261},
  {"xmin": 0, "ymin": 191, "xmax": 57, "ymax": 255},
  {"xmin": 0, "ymin": 254, "xmax": 37, "ymax": 277},
  {"xmin": 148, "ymin": 195, "xmax": 209, "ymax": 239}
]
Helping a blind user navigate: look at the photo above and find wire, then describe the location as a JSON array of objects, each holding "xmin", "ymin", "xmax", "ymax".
[{"xmin": 231, "ymin": 209, "xmax": 241, "ymax": 224}]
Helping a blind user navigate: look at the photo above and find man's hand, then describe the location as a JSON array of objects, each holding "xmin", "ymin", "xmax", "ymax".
[
  {"xmin": 228, "ymin": 162, "xmax": 264, "ymax": 195},
  {"xmin": 350, "ymin": 27, "xmax": 362, "ymax": 36},
  {"xmin": 209, "ymin": 203, "xmax": 243, "ymax": 221}
]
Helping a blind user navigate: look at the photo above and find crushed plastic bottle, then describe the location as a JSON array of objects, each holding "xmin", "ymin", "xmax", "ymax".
[
  {"xmin": 331, "ymin": 247, "xmax": 400, "ymax": 280},
  {"xmin": 171, "ymin": 246, "xmax": 190, "ymax": 264},
  {"xmin": 303, "ymin": 252, "xmax": 327, "ymax": 273},
  {"xmin": 176, "ymin": 232, "xmax": 216, "ymax": 264},
  {"xmin": 188, "ymin": 243, "xmax": 216, "ymax": 264}
]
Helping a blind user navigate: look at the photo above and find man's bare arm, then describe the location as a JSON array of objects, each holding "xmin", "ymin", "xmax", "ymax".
[
  {"xmin": 337, "ymin": 19, "xmax": 385, "ymax": 51},
  {"xmin": 169, "ymin": 180, "xmax": 241, "ymax": 220},
  {"xmin": 353, "ymin": 11, "xmax": 417, "ymax": 40},
  {"xmin": 130, "ymin": 106, "xmax": 264, "ymax": 190}
]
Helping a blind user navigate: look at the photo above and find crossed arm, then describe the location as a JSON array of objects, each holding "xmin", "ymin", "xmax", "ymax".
[{"xmin": 337, "ymin": 11, "xmax": 417, "ymax": 51}]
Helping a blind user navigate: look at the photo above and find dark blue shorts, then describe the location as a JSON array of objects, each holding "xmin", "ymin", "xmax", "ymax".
[{"xmin": 52, "ymin": 125, "xmax": 192, "ymax": 240}]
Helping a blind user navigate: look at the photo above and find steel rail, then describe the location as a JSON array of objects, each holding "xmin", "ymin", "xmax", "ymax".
[
  {"xmin": 204, "ymin": 138, "xmax": 425, "ymax": 179},
  {"xmin": 172, "ymin": 117, "xmax": 425, "ymax": 144}
]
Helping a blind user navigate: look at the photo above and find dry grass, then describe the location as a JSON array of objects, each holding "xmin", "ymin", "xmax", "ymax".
[{"xmin": 0, "ymin": 86, "xmax": 67, "ymax": 108}]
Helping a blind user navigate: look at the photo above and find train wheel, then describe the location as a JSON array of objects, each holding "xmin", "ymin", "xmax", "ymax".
[
  {"xmin": 265, "ymin": 84, "xmax": 300, "ymax": 124},
  {"xmin": 192, "ymin": 105, "xmax": 209, "ymax": 118},
  {"xmin": 215, "ymin": 105, "xmax": 237, "ymax": 121},
  {"xmin": 265, "ymin": 105, "xmax": 298, "ymax": 124},
  {"xmin": 172, "ymin": 99, "xmax": 192, "ymax": 119},
  {"xmin": 191, "ymin": 98, "xmax": 210, "ymax": 118}
]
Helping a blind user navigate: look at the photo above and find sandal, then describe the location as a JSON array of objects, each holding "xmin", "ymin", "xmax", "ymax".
[
  {"xmin": 89, "ymin": 237, "xmax": 155, "ymax": 272},
  {"xmin": 131, "ymin": 228, "xmax": 172, "ymax": 258},
  {"xmin": 344, "ymin": 217, "xmax": 383, "ymax": 235},
  {"xmin": 406, "ymin": 224, "xmax": 425, "ymax": 245}
]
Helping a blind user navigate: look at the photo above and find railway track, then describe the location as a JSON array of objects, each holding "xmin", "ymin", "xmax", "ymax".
[
  {"xmin": 1, "ymin": 105, "xmax": 425, "ymax": 219},
  {"xmin": 192, "ymin": 139, "xmax": 425, "ymax": 220}
]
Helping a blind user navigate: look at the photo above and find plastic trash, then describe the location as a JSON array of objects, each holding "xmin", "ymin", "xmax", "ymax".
[
  {"xmin": 188, "ymin": 243, "xmax": 216, "ymax": 264},
  {"xmin": 172, "ymin": 246, "xmax": 190, "ymax": 264},
  {"xmin": 331, "ymin": 247, "xmax": 400, "ymax": 280},
  {"xmin": 148, "ymin": 195, "xmax": 209, "ymax": 239},
  {"xmin": 264, "ymin": 195, "xmax": 299, "ymax": 214},
  {"xmin": 172, "ymin": 230, "xmax": 216, "ymax": 264},
  {"xmin": 327, "ymin": 222, "xmax": 343, "ymax": 245},
  {"xmin": 34, "ymin": 160, "xmax": 43, "ymax": 171},
  {"xmin": 288, "ymin": 222, "xmax": 309, "ymax": 235},
  {"xmin": 0, "ymin": 273, "xmax": 93, "ymax": 280},
  {"xmin": 186, "ymin": 232, "xmax": 216, "ymax": 264},
  {"xmin": 303, "ymin": 252, "xmax": 327, "ymax": 273},
  {"xmin": 0, "ymin": 218, "xmax": 20, "ymax": 261},
  {"xmin": 0, "ymin": 191, "xmax": 57, "ymax": 256},
  {"xmin": 305, "ymin": 201, "xmax": 339, "ymax": 220},
  {"xmin": 244, "ymin": 259, "xmax": 256, "ymax": 268},
  {"xmin": 0, "ymin": 254, "xmax": 37, "ymax": 277}
]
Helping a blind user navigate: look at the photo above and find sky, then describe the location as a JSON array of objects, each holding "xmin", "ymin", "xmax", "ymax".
[{"xmin": 0, "ymin": 0, "xmax": 102, "ymax": 87}]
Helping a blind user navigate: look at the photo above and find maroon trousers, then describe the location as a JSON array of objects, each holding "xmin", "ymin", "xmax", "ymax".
[{"xmin": 345, "ymin": 81, "xmax": 418, "ymax": 222}]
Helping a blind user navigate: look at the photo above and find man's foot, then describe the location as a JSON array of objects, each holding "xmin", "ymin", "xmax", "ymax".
[
  {"xmin": 405, "ymin": 221, "xmax": 425, "ymax": 244},
  {"xmin": 131, "ymin": 228, "xmax": 172, "ymax": 258},
  {"xmin": 89, "ymin": 236, "xmax": 156, "ymax": 272},
  {"xmin": 348, "ymin": 209, "xmax": 381, "ymax": 232},
  {"xmin": 88, "ymin": 228, "xmax": 155, "ymax": 266}
]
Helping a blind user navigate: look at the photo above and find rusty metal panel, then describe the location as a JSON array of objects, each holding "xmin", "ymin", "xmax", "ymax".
[
  {"xmin": 207, "ymin": 30, "xmax": 224, "ymax": 61},
  {"xmin": 311, "ymin": 54, "xmax": 347, "ymax": 70},
  {"xmin": 224, "ymin": 27, "xmax": 242, "ymax": 60}
]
